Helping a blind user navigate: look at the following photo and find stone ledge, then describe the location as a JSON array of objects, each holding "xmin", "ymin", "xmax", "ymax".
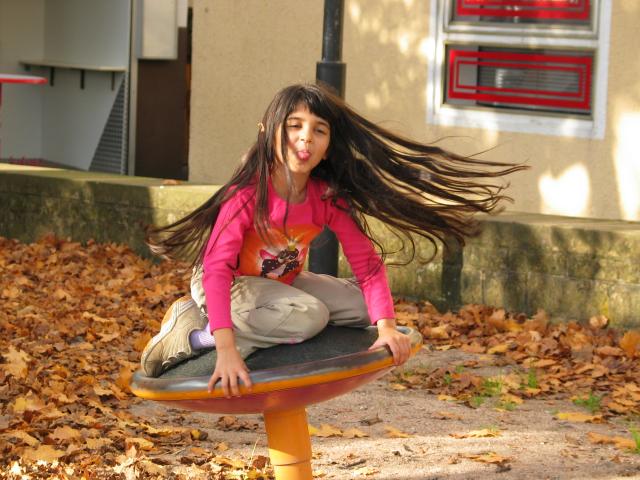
[{"xmin": 2, "ymin": 165, "xmax": 639, "ymax": 327}]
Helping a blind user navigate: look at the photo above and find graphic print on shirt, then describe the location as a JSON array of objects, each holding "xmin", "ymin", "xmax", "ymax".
[
  {"xmin": 238, "ymin": 224, "xmax": 321, "ymax": 284},
  {"xmin": 259, "ymin": 235, "xmax": 307, "ymax": 278}
]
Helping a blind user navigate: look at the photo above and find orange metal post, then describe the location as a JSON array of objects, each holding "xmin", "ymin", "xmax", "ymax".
[{"xmin": 264, "ymin": 407, "xmax": 313, "ymax": 480}]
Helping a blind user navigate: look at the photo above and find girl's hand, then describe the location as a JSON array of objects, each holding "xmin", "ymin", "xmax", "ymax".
[
  {"xmin": 368, "ymin": 319, "xmax": 411, "ymax": 366},
  {"xmin": 207, "ymin": 347, "xmax": 252, "ymax": 397},
  {"xmin": 208, "ymin": 328, "xmax": 253, "ymax": 397}
]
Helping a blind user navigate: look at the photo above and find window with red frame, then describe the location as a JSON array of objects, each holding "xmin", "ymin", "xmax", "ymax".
[
  {"xmin": 444, "ymin": 46, "xmax": 593, "ymax": 116},
  {"xmin": 440, "ymin": 0, "xmax": 597, "ymax": 117},
  {"xmin": 452, "ymin": 0, "xmax": 592, "ymax": 26}
]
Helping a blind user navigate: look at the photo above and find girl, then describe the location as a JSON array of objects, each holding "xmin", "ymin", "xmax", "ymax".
[{"xmin": 141, "ymin": 83, "xmax": 525, "ymax": 397}]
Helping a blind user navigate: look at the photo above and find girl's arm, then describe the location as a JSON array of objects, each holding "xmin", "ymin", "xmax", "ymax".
[
  {"xmin": 368, "ymin": 318, "xmax": 411, "ymax": 365},
  {"xmin": 324, "ymin": 200, "xmax": 411, "ymax": 365},
  {"xmin": 208, "ymin": 328, "xmax": 253, "ymax": 397},
  {"xmin": 201, "ymin": 188, "xmax": 255, "ymax": 395}
]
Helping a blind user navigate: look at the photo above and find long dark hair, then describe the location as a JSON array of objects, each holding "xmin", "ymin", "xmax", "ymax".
[{"xmin": 146, "ymin": 83, "xmax": 527, "ymax": 267}]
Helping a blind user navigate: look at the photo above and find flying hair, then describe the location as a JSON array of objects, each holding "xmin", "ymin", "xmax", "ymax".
[{"xmin": 145, "ymin": 83, "xmax": 528, "ymax": 270}]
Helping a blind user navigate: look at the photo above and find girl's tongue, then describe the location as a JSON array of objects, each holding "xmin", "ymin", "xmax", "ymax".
[{"xmin": 297, "ymin": 151, "xmax": 311, "ymax": 161}]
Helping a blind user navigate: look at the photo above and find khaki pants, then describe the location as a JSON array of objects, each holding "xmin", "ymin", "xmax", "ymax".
[{"xmin": 190, "ymin": 270, "xmax": 371, "ymax": 358}]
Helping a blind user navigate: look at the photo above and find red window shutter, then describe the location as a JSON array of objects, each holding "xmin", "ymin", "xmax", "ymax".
[
  {"xmin": 455, "ymin": 0, "xmax": 591, "ymax": 21},
  {"xmin": 445, "ymin": 47, "xmax": 593, "ymax": 114}
]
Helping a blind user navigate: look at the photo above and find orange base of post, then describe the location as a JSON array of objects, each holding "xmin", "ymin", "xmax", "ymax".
[{"xmin": 264, "ymin": 407, "xmax": 313, "ymax": 480}]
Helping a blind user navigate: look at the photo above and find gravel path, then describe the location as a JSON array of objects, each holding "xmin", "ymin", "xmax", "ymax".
[{"xmin": 131, "ymin": 347, "xmax": 640, "ymax": 479}]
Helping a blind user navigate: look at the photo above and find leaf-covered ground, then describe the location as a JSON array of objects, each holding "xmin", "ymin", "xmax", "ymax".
[{"xmin": 1, "ymin": 235, "xmax": 640, "ymax": 479}]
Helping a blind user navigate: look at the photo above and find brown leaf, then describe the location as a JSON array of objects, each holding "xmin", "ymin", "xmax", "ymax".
[
  {"xmin": 343, "ymin": 428, "xmax": 369, "ymax": 438},
  {"xmin": 460, "ymin": 452, "xmax": 510, "ymax": 464},
  {"xmin": 215, "ymin": 441, "xmax": 229, "ymax": 451},
  {"xmin": 587, "ymin": 432, "xmax": 637, "ymax": 451},
  {"xmin": 438, "ymin": 394, "xmax": 458, "ymax": 402},
  {"xmin": 354, "ymin": 466, "xmax": 380, "ymax": 476},
  {"xmin": 450, "ymin": 428, "xmax": 501, "ymax": 439},
  {"xmin": 251, "ymin": 455, "xmax": 269, "ymax": 469},
  {"xmin": 384, "ymin": 426, "xmax": 413, "ymax": 438},
  {"xmin": 589, "ymin": 315, "xmax": 609, "ymax": 329},
  {"xmin": 85, "ymin": 437, "xmax": 113, "ymax": 449},
  {"xmin": 125, "ymin": 437, "xmax": 154, "ymax": 451},
  {"xmin": 620, "ymin": 330, "xmax": 640, "ymax": 358},
  {"xmin": 423, "ymin": 325, "xmax": 449, "ymax": 339},
  {"xmin": 2, "ymin": 345, "xmax": 31, "ymax": 379},
  {"xmin": 487, "ymin": 343, "xmax": 511, "ymax": 355},
  {"xmin": 556, "ymin": 412, "xmax": 604, "ymax": 423},
  {"xmin": 190, "ymin": 429, "xmax": 208, "ymax": 441},
  {"xmin": 133, "ymin": 332, "xmax": 152, "ymax": 352},
  {"xmin": 433, "ymin": 411, "xmax": 463, "ymax": 420},
  {"xmin": 309, "ymin": 423, "xmax": 342, "ymax": 437},
  {"xmin": 4, "ymin": 430, "xmax": 40, "ymax": 447},
  {"xmin": 595, "ymin": 346, "xmax": 624, "ymax": 357},
  {"xmin": 49, "ymin": 425, "xmax": 82, "ymax": 443},
  {"xmin": 20, "ymin": 444, "xmax": 66, "ymax": 462},
  {"xmin": 461, "ymin": 343, "xmax": 485, "ymax": 354}
]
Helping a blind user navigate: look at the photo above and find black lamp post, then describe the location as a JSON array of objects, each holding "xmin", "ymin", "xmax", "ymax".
[{"xmin": 309, "ymin": 0, "xmax": 345, "ymax": 276}]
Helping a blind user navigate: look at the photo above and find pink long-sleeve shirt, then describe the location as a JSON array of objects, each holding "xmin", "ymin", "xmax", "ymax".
[{"xmin": 201, "ymin": 177, "xmax": 395, "ymax": 331}]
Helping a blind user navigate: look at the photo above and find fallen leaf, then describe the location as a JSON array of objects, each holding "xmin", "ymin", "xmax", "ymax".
[
  {"xmin": 4, "ymin": 430, "xmax": 40, "ymax": 447},
  {"xmin": 251, "ymin": 455, "xmax": 269, "ymax": 469},
  {"xmin": 354, "ymin": 466, "xmax": 380, "ymax": 476},
  {"xmin": 49, "ymin": 425, "xmax": 82, "ymax": 443},
  {"xmin": 620, "ymin": 331, "xmax": 640, "ymax": 358},
  {"xmin": 360, "ymin": 415, "xmax": 382, "ymax": 426},
  {"xmin": 2, "ymin": 345, "xmax": 31, "ymax": 379},
  {"xmin": 487, "ymin": 343, "xmax": 511, "ymax": 355},
  {"xmin": 343, "ymin": 428, "xmax": 368, "ymax": 438},
  {"xmin": 384, "ymin": 426, "xmax": 413, "ymax": 438},
  {"xmin": 533, "ymin": 359, "xmax": 556, "ymax": 368},
  {"xmin": 20, "ymin": 444, "xmax": 66, "ymax": 462},
  {"xmin": 133, "ymin": 332, "xmax": 152, "ymax": 352},
  {"xmin": 389, "ymin": 383, "xmax": 408, "ymax": 390},
  {"xmin": 501, "ymin": 393, "xmax": 524, "ymax": 405},
  {"xmin": 309, "ymin": 423, "xmax": 342, "ymax": 437},
  {"xmin": 587, "ymin": 431, "xmax": 637, "ymax": 451},
  {"xmin": 85, "ymin": 437, "xmax": 113, "ymax": 449},
  {"xmin": 433, "ymin": 411, "xmax": 463, "ymax": 420},
  {"xmin": 556, "ymin": 412, "xmax": 604, "ymax": 423},
  {"xmin": 190, "ymin": 429, "xmax": 208, "ymax": 441},
  {"xmin": 460, "ymin": 452, "xmax": 510, "ymax": 464},
  {"xmin": 450, "ymin": 428, "xmax": 501, "ymax": 439},
  {"xmin": 589, "ymin": 315, "xmax": 609, "ymax": 329},
  {"xmin": 125, "ymin": 437, "xmax": 154, "ymax": 451},
  {"xmin": 423, "ymin": 325, "xmax": 449, "ymax": 339},
  {"xmin": 438, "ymin": 395, "xmax": 458, "ymax": 402},
  {"xmin": 212, "ymin": 456, "xmax": 247, "ymax": 469}
]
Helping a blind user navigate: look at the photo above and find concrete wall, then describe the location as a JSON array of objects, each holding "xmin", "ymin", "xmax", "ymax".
[
  {"xmin": 188, "ymin": 0, "xmax": 640, "ymax": 222},
  {"xmin": 3, "ymin": 164, "xmax": 640, "ymax": 328}
]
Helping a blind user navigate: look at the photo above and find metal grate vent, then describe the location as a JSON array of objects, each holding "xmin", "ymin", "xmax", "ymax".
[{"xmin": 89, "ymin": 74, "xmax": 129, "ymax": 174}]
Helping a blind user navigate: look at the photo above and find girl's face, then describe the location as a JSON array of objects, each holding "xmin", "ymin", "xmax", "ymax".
[{"xmin": 274, "ymin": 104, "xmax": 330, "ymax": 180}]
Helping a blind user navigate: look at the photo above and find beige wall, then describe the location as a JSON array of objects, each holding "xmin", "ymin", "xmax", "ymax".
[{"xmin": 189, "ymin": 0, "xmax": 640, "ymax": 221}]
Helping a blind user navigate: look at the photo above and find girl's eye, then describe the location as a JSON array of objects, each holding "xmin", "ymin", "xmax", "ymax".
[
  {"xmin": 316, "ymin": 128, "xmax": 327, "ymax": 135},
  {"xmin": 286, "ymin": 123, "xmax": 301, "ymax": 129}
]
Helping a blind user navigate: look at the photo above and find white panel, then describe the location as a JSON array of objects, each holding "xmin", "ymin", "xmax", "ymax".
[
  {"xmin": 137, "ymin": 0, "xmax": 178, "ymax": 60},
  {"xmin": 44, "ymin": 0, "xmax": 131, "ymax": 67},
  {"xmin": 177, "ymin": 0, "xmax": 188, "ymax": 28},
  {"xmin": 41, "ymin": 70, "xmax": 121, "ymax": 170},
  {"xmin": 0, "ymin": 0, "xmax": 45, "ymax": 161}
]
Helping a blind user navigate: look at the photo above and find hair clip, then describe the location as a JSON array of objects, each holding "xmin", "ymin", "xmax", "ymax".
[{"xmin": 257, "ymin": 122, "xmax": 265, "ymax": 133}]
